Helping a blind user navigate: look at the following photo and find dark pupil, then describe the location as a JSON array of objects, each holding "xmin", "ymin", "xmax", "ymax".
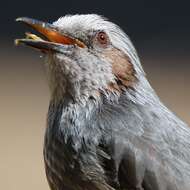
[{"xmin": 100, "ymin": 34, "xmax": 105, "ymax": 40}]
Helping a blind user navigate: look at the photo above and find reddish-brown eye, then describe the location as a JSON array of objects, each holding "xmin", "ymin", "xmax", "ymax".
[{"xmin": 97, "ymin": 32, "xmax": 109, "ymax": 45}]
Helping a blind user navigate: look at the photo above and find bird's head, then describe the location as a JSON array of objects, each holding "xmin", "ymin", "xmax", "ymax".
[{"xmin": 16, "ymin": 14, "xmax": 146, "ymax": 104}]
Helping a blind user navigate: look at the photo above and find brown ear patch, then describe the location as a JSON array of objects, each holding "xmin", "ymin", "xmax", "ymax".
[{"xmin": 103, "ymin": 48, "xmax": 137, "ymax": 92}]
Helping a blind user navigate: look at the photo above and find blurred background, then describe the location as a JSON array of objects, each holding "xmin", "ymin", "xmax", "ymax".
[{"xmin": 0, "ymin": 1, "xmax": 190, "ymax": 190}]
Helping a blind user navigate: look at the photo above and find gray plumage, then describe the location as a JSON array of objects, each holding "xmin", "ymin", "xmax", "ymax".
[{"xmin": 16, "ymin": 14, "xmax": 190, "ymax": 190}]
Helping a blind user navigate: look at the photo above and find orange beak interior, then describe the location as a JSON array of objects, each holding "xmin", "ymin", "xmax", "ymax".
[
  {"xmin": 33, "ymin": 25, "xmax": 85, "ymax": 48},
  {"xmin": 16, "ymin": 17, "xmax": 86, "ymax": 48}
]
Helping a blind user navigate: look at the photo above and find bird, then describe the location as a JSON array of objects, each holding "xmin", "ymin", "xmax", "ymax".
[{"xmin": 15, "ymin": 14, "xmax": 190, "ymax": 190}]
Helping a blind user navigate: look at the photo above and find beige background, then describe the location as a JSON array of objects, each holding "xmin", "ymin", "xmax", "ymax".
[{"xmin": 0, "ymin": 44, "xmax": 190, "ymax": 190}]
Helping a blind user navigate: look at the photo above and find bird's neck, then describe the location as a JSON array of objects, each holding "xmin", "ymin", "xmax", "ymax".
[
  {"xmin": 47, "ymin": 70, "xmax": 103, "ymax": 104},
  {"xmin": 48, "ymin": 73, "xmax": 162, "ymax": 110},
  {"xmin": 46, "ymin": 83, "xmax": 163, "ymax": 147}
]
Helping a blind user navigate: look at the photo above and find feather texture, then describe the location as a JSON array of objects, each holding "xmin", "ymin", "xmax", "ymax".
[{"xmin": 42, "ymin": 14, "xmax": 190, "ymax": 190}]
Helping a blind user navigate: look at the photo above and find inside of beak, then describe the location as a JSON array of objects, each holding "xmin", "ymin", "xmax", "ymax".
[{"xmin": 16, "ymin": 17, "xmax": 86, "ymax": 48}]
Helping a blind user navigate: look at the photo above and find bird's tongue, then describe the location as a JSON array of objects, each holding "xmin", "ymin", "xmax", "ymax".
[{"xmin": 15, "ymin": 17, "xmax": 85, "ymax": 49}]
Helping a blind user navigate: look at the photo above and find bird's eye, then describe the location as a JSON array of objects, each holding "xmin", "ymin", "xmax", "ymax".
[{"xmin": 96, "ymin": 32, "xmax": 109, "ymax": 45}]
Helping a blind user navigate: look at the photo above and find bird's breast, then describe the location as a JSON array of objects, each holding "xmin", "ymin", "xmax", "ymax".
[
  {"xmin": 44, "ymin": 122, "xmax": 86, "ymax": 190},
  {"xmin": 43, "ymin": 102, "xmax": 79, "ymax": 190},
  {"xmin": 43, "ymin": 101, "xmax": 110, "ymax": 190}
]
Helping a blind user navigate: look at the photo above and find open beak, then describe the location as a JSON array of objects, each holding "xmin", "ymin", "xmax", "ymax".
[{"xmin": 15, "ymin": 17, "xmax": 86, "ymax": 53}]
